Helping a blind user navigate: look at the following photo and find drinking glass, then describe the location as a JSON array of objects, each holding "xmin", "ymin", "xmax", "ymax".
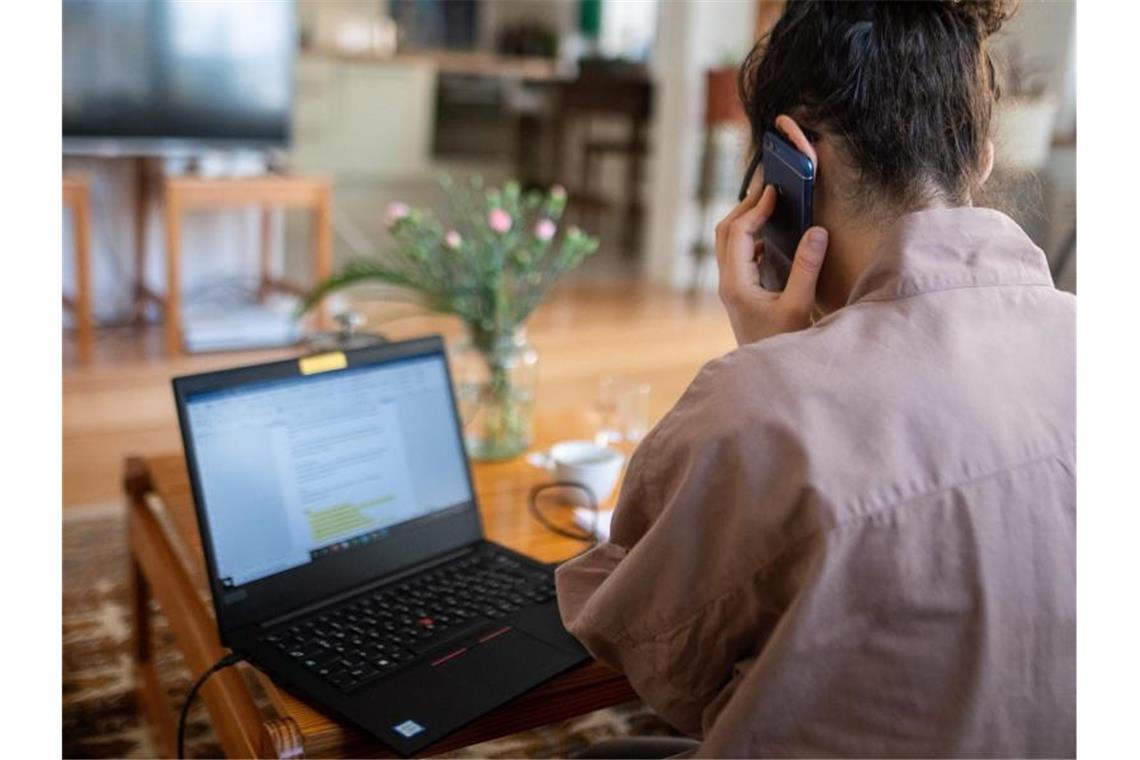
[{"xmin": 594, "ymin": 376, "xmax": 651, "ymax": 445}]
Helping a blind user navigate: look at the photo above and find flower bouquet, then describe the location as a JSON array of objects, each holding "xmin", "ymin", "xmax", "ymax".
[{"xmin": 303, "ymin": 176, "xmax": 599, "ymax": 459}]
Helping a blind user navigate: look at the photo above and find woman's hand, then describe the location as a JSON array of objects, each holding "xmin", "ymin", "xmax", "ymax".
[{"xmin": 715, "ymin": 183, "xmax": 829, "ymax": 346}]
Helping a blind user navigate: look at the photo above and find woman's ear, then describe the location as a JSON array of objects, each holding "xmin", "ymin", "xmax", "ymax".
[
  {"xmin": 775, "ymin": 114, "xmax": 820, "ymax": 169},
  {"xmin": 979, "ymin": 139, "xmax": 995, "ymax": 186}
]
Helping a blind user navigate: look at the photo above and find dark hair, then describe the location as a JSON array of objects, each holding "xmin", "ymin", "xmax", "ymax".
[{"xmin": 739, "ymin": 0, "xmax": 1017, "ymax": 214}]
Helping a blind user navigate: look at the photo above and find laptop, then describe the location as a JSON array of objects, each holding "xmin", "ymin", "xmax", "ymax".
[{"xmin": 172, "ymin": 336, "xmax": 588, "ymax": 756}]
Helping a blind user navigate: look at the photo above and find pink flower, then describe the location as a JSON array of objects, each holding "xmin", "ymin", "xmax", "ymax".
[
  {"xmin": 385, "ymin": 202, "xmax": 410, "ymax": 228},
  {"xmin": 550, "ymin": 184, "xmax": 567, "ymax": 201},
  {"xmin": 487, "ymin": 208, "xmax": 513, "ymax": 234},
  {"xmin": 534, "ymin": 218, "xmax": 557, "ymax": 242},
  {"xmin": 444, "ymin": 230, "xmax": 462, "ymax": 250}
]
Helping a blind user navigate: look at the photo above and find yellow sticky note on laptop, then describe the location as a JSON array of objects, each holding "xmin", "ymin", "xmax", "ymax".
[{"xmin": 299, "ymin": 351, "xmax": 347, "ymax": 375}]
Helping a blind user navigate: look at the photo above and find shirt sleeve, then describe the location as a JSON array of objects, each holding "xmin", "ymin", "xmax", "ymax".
[{"xmin": 554, "ymin": 355, "xmax": 810, "ymax": 736}]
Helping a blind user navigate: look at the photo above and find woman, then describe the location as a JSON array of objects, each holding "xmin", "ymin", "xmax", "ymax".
[{"xmin": 557, "ymin": 1, "xmax": 1075, "ymax": 757}]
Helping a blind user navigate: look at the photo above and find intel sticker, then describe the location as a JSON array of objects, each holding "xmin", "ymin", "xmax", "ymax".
[{"xmin": 393, "ymin": 720, "xmax": 425, "ymax": 738}]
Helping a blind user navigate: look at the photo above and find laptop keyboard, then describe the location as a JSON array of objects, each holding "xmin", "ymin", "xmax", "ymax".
[{"xmin": 259, "ymin": 548, "xmax": 557, "ymax": 692}]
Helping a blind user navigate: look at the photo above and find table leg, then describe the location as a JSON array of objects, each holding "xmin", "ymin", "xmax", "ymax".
[
  {"xmin": 311, "ymin": 186, "xmax": 332, "ymax": 331},
  {"xmin": 125, "ymin": 457, "xmax": 268, "ymax": 758},
  {"xmin": 552, "ymin": 106, "xmax": 567, "ymax": 190},
  {"xmin": 129, "ymin": 156, "xmax": 153, "ymax": 325},
  {"xmin": 259, "ymin": 207, "xmax": 274, "ymax": 304},
  {"xmin": 624, "ymin": 115, "xmax": 646, "ymax": 257},
  {"xmin": 72, "ymin": 185, "xmax": 94, "ymax": 363},
  {"xmin": 164, "ymin": 185, "xmax": 183, "ymax": 356},
  {"xmin": 129, "ymin": 551, "xmax": 179, "ymax": 757}
]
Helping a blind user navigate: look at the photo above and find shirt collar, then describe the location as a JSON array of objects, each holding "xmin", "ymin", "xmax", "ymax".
[{"xmin": 846, "ymin": 207, "xmax": 1055, "ymax": 306}]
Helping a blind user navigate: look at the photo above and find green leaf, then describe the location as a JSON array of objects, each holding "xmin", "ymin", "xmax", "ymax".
[{"xmin": 297, "ymin": 260, "xmax": 422, "ymax": 317}]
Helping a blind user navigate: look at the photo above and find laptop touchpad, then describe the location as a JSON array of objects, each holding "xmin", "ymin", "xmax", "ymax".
[{"xmin": 432, "ymin": 626, "xmax": 579, "ymax": 692}]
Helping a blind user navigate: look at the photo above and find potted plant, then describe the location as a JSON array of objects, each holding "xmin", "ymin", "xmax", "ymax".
[{"xmin": 302, "ymin": 176, "xmax": 599, "ymax": 460}]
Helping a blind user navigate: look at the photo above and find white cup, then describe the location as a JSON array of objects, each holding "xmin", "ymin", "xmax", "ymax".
[{"xmin": 530, "ymin": 440, "xmax": 625, "ymax": 504}]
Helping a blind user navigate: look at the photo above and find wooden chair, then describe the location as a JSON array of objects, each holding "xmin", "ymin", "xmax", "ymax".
[
  {"xmin": 162, "ymin": 174, "xmax": 334, "ymax": 356},
  {"xmin": 62, "ymin": 174, "xmax": 94, "ymax": 363},
  {"xmin": 553, "ymin": 61, "xmax": 653, "ymax": 256}
]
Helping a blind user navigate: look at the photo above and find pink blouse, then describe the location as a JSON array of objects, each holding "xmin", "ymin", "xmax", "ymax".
[{"xmin": 556, "ymin": 207, "xmax": 1076, "ymax": 757}]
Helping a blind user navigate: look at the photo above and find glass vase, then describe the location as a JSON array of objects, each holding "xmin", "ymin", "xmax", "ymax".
[{"xmin": 450, "ymin": 327, "xmax": 538, "ymax": 460}]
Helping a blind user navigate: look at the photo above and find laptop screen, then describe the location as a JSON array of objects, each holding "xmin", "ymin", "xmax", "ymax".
[{"xmin": 182, "ymin": 353, "xmax": 474, "ymax": 589}]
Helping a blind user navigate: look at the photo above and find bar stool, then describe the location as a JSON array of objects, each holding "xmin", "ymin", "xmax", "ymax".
[
  {"xmin": 62, "ymin": 174, "xmax": 94, "ymax": 363},
  {"xmin": 161, "ymin": 174, "xmax": 333, "ymax": 356}
]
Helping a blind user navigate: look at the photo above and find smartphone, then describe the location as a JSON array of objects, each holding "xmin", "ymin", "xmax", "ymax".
[{"xmin": 757, "ymin": 129, "xmax": 814, "ymax": 291}]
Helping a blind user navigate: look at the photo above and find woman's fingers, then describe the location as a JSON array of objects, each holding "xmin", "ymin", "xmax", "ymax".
[
  {"xmin": 719, "ymin": 186, "xmax": 777, "ymax": 297},
  {"xmin": 748, "ymin": 240, "xmax": 764, "ymax": 288},
  {"xmin": 721, "ymin": 188, "xmax": 775, "ymax": 274},
  {"xmin": 733, "ymin": 185, "xmax": 777, "ymax": 236},
  {"xmin": 715, "ymin": 181, "xmax": 766, "ymax": 257},
  {"xmin": 725, "ymin": 186, "xmax": 777, "ymax": 263},
  {"xmin": 780, "ymin": 226, "xmax": 829, "ymax": 311}
]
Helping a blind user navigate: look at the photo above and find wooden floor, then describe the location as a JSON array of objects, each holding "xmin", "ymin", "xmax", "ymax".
[{"xmin": 62, "ymin": 280, "xmax": 736, "ymax": 509}]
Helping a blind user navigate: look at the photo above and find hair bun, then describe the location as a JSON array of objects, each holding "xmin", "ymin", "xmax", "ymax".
[{"xmin": 949, "ymin": 0, "xmax": 1017, "ymax": 36}]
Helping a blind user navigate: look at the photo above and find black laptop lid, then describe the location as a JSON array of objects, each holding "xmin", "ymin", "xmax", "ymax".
[{"xmin": 172, "ymin": 337, "xmax": 483, "ymax": 636}]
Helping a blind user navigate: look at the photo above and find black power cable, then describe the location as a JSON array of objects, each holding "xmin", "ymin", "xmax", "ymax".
[
  {"xmin": 177, "ymin": 651, "xmax": 246, "ymax": 759},
  {"xmin": 527, "ymin": 481, "xmax": 600, "ymax": 563}
]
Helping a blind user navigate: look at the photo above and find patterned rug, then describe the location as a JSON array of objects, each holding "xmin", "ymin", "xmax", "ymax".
[{"xmin": 62, "ymin": 504, "xmax": 676, "ymax": 758}]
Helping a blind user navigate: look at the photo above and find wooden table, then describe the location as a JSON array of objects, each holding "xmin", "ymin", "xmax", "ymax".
[{"xmin": 125, "ymin": 410, "xmax": 637, "ymax": 758}]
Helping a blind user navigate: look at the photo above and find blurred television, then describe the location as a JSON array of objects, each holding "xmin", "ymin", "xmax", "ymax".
[{"xmin": 63, "ymin": 0, "xmax": 296, "ymax": 155}]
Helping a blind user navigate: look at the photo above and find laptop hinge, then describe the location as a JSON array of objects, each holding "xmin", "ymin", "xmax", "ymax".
[{"xmin": 258, "ymin": 542, "xmax": 483, "ymax": 630}]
